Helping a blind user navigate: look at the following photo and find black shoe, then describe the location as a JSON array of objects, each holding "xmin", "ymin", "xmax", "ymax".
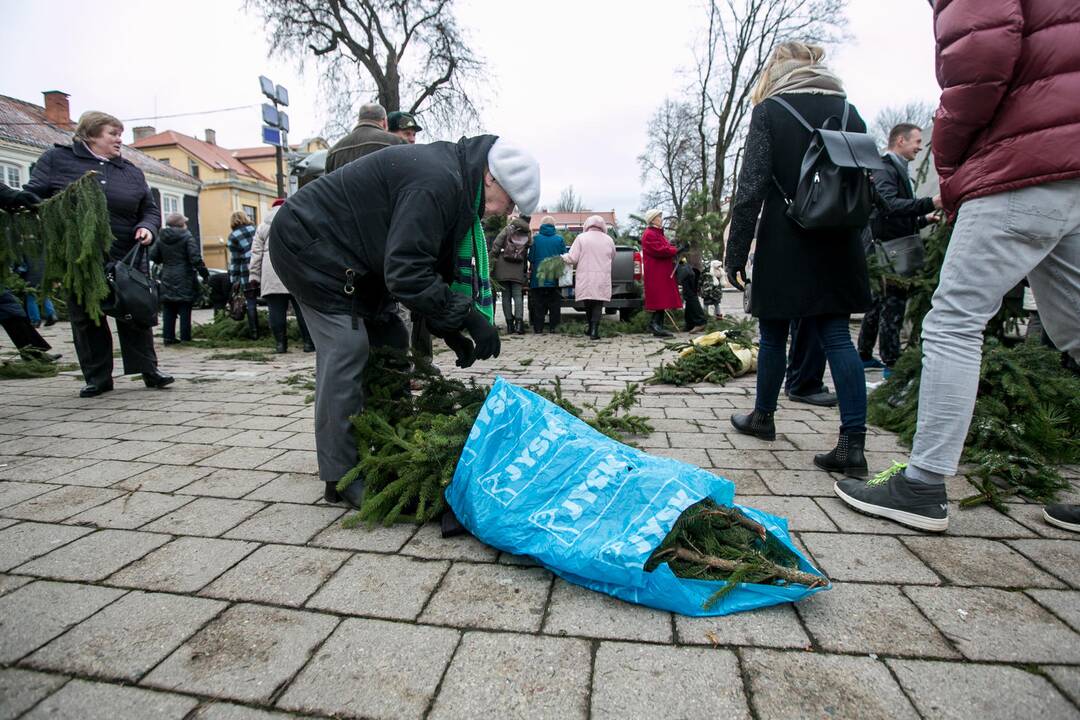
[
  {"xmin": 142, "ymin": 370, "xmax": 174, "ymax": 389},
  {"xmin": 80, "ymin": 381, "xmax": 114, "ymax": 398},
  {"xmin": 326, "ymin": 480, "xmax": 364, "ymax": 510},
  {"xmin": 44, "ymin": 316, "xmax": 57, "ymax": 327},
  {"xmin": 303, "ymin": 343, "xmax": 316, "ymax": 353},
  {"xmin": 788, "ymin": 388, "xmax": 839, "ymax": 407},
  {"xmin": 163, "ymin": 338, "xmax": 180, "ymax": 346},
  {"xmin": 31, "ymin": 320, "xmax": 41, "ymax": 328},
  {"xmin": 514, "ymin": 320, "xmax": 525, "ymax": 335},
  {"xmin": 441, "ymin": 507, "xmax": 468, "ymax": 538},
  {"xmin": 274, "ymin": 341, "xmax": 287, "ymax": 354},
  {"xmin": 814, "ymin": 432, "xmax": 868, "ymax": 478},
  {"xmin": 730, "ymin": 409, "xmax": 776, "ymax": 441},
  {"xmin": 834, "ymin": 465, "xmax": 949, "ymax": 532},
  {"xmin": 650, "ymin": 323, "xmax": 673, "ymax": 338},
  {"xmin": 1044, "ymin": 504, "xmax": 1080, "ymax": 533}
]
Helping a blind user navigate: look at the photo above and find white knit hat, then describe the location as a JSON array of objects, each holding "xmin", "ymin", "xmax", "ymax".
[
  {"xmin": 644, "ymin": 208, "xmax": 663, "ymax": 226},
  {"xmin": 487, "ymin": 138, "xmax": 540, "ymax": 215}
]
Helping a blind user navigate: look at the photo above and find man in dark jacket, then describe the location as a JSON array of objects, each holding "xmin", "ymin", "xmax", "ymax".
[
  {"xmin": 836, "ymin": 0, "xmax": 1080, "ymax": 534},
  {"xmin": 324, "ymin": 104, "xmax": 405, "ymax": 173},
  {"xmin": 857, "ymin": 123, "xmax": 942, "ymax": 373},
  {"xmin": 0, "ymin": 184, "xmax": 57, "ymax": 360},
  {"xmin": 270, "ymin": 135, "xmax": 540, "ymax": 507}
]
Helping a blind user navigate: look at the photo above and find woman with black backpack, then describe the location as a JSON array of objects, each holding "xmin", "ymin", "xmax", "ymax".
[
  {"xmin": 490, "ymin": 215, "xmax": 532, "ymax": 334},
  {"xmin": 724, "ymin": 42, "xmax": 873, "ymax": 478}
]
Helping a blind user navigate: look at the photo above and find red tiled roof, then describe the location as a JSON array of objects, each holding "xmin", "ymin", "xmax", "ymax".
[
  {"xmin": 231, "ymin": 144, "xmax": 302, "ymax": 160},
  {"xmin": 132, "ymin": 130, "xmax": 270, "ymax": 182},
  {"xmin": 0, "ymin": 94, "xmax": 199, "ymax": 187},
  {"xmin": 529, "ymin": 211, "xmax": 618, "ymax": 232}
]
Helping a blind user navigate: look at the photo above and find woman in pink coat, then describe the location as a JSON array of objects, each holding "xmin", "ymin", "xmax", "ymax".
[
  {"xmin": 561, "ymin": 215, "xmax": 616, "ymax": 340},
  {"xmin": 640, "ymin": 208, "xmax": 684, "ymax": 337}
]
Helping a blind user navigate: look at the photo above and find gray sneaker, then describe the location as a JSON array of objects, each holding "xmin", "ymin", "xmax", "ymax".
[
  {"xmin": 834, "ymin": 463, "xmax": 949, "ymax": 532},
  {"xmin": 1043, "ymin": 504, "xmax": 1080, "ymax": 533}
]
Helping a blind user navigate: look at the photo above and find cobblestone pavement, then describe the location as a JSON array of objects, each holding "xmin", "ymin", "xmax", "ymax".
[{"xmin": 1, "ymin": 300, "xmax": 1078, "ymax": 719}]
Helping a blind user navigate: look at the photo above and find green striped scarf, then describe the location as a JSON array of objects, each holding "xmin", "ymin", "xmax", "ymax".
[{"xmin": 449, "ymin": 185, "xmax": 494, "ymax": 323}]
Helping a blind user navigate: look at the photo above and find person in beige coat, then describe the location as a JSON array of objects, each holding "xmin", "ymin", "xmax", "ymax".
[{"xmin": 250, "ymin": 200, "xmax": 315, "ymax": 353}]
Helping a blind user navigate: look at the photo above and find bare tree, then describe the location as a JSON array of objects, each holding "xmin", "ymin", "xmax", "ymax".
[
  {"xmin": 870, "ymin": 100, "xmax": 937, "ymax": 149},
  {"xmin": 638, "ymin": 99, "xmax": 702, "ymax": 219},
  {"xmin": 690, "ymin": 0, "xmax": 848, "ymax": 248},
  {"xmin": 249, "ymin": 0, "xmax": 485, "ymax": 138},
  {"xmin": 554, "ymin": 185, "xmax": 586, "ymax": 213}
]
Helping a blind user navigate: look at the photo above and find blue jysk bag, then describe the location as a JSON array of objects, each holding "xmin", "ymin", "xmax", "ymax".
[{"xmin": 445, "ymin": 378, "xmax": 829, "ymax": 617}]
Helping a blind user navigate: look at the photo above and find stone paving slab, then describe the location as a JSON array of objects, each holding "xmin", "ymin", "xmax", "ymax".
[
  {"xmin": 51, "ymin": 459, "xmax": 158, "ymax": 488},
  {"xmin": 201, "ymin": 543, "xmax": 350, "ymax": 607},
  {"xmin": 0, "ymin": 580, "xmax": 125, "ymax": 663},
  {"xmin": 0, "ymin": 667, "xmax": 67, "ymax": 720},
  {"xmin": 903, "ymin": 536, "xmax": 1065, "ymax": 588},
  {"xmin": 0, "ymin": 521, "xmax": 92, "ymax": 572},
  {"xmin": 142, "ymin": 497, "xmax": 266, "ymax": 537},
  {"xmin": 66, "ymin": 490, "xmax": 193, "ymax": 529},
  {"xmin": 112, "ymin": 464, "xmax": 214, "ymax": 493},
  {"xmin": 542, "ymin": 579, "xmax": 673, "ymax": 643},
  {"xmin": 15, "ymin": 528, "xmax": 171, "ymax": 582},
  {"xmin": 420, "ymin": 562, "xmax": 552, "ymax": 632},
  {"xmin": 1045, "ymin": 666, "xmax": 1080, "ymax": 707},
  {"xmin": 428, "ymin": 631, "xmax": 591, "ymax": 720},
  {"xmin": 741, "ymin": 649, "xmax": 920, "ymax": 720},
  {"xmin": 1026, "ymin": 588, "xmax": 1080, "ymax": 632},
  {"xmin": 21, "ymin": 677, "xmax": 200, "ymax": 720},
  {"xmin": 306, "ymin": 552, "xmax": 448, "ymax": 621},
  {"xmin": 675, "ymin": 602, "xmax": 811, "ymax": 649},
  {"xmin": 887, "ymin": 659, "xmax": 1080, "ymax": 720},
  {"xmin": 175, "ymin": 468, "xmax": 278, "ymax": 499},
  {"xmin": 109, "ymin": 536, "xmax": 259, "ymax": 593},
  {"xmin": 0, "ymin": 457, "xmax": 98, "ymax": 482},
  {"xmin": 801, "ymin": 532, "xmax": 942, "ymax": 584},
  {"xmin": 223, "ymin": 502, "xmax": 342, "ymax": 544},
  {"xmin": 1008, "ymin": 538, "xmax": 1080, "ymax": 588},
  {"xmin": 0, "ymin": 485, "xmax": 123, "ymax": 523},
  {"xmin": 190, "ymin": 702, "xmax": 301, "ymax": 720},
  {"xmin": 143, "ymin": 603, "xmax": 338, "ymax": 703},
  {"xmin": 278, "ymin": 617, "xmax": 459, "ymax": 719},
  {"xmin": 24, "ymin": 590, "xmax": 226, "ymax": 681},
  {"xmin": 591, "ymin": 642, "xmax": 750, "ymax": 719}
]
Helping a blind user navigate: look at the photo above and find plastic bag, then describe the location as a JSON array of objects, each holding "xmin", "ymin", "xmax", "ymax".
[{"xmin": 446, "ymin": 378, "xmax": 829, "ymax": 616}]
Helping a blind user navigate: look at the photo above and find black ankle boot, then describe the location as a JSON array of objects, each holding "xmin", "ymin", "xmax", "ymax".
[
  {"xmin": 814, "ymin": 432, "xmax": 868, "ymax": 478},
  {"xmin": 273, "ymin": 331, "xmax": 287, "ymax": 353},
  {"xmin": 730, "ymin": 409, "xmax": 776, "ymax": 440},
  {"xmin": 589, "ymin": 321, "xmax": 601, "ymax": 340},
  {"xmin": 650, "ymin": 311, "xmax": 672, "ymax": 337},
  {"xmin": 515, "ymin": 320, "xmax": 525, "ymax": 335}
]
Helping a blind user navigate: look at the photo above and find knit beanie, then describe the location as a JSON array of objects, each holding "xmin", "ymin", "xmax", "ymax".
[
  {"xmin": 487, "ymin": 138, "xmax": 541, "ymax": 215},
  {"xmin": 644, "ymin": 208, "xmax": 663, "ymax": 226},
  {"xmin": 541, "ymin": 215, "xmax": 556, "ymax": 226}
]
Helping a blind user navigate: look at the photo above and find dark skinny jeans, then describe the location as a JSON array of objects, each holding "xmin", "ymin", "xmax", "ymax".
[
  {"xmin": 755, "ymin": 314, "xmax": 866, "ymax": 434},
  {"xmin": 265, "ymin": 294, "xmax": 313, "ymax": 346},
  {"xmin": 161, "ymin": 301, "xmax": 193, "ymax": 341}
]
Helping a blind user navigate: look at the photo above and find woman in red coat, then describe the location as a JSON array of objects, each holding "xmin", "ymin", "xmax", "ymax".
[{"xmin": 640, "ymin": 209, "xmax": 683, "ymax": 336}]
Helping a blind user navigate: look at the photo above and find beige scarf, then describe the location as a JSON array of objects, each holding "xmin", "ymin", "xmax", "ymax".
[{"xmin": 762, "ymin": 62, "xmax": 846, "ymax": 100}]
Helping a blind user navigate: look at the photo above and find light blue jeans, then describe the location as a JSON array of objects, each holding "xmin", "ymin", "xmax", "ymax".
[{"xmin": 910, "ymin": 179, "xmax": 1080, "ymax": 479}]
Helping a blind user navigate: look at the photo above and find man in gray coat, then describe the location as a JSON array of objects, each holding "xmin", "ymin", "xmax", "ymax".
[{"xmin": 325, "ymin": 104, "xmax": 405, "ymax": 173}]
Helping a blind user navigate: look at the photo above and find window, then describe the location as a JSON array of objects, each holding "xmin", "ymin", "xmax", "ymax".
[
  {"xmin": 243, "ymin": 205, "xmax": 257, "ymax": 224},
  {"xmin": 1, "ymin": 163, "xmax": 21, "ymax": 189},
  {"xmin": 157, "ymin": 157, "xmax": 171, "ymax": 165},
  {"xmin": 188, "ymin": 159, "xmax": 200, "ymax": 179},
  {"xmin": 161, "ymin": 193, "xmax": 181, "ymax": 220}
]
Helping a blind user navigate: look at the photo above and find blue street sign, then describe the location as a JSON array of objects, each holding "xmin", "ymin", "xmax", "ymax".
[
  {"xmin": 259, "ymin": 76, "xmax": 275, "ymax": 100},
  {"xmin": 275, "ymin": 85, "xmax": 289, "ymax": 107},
  {"xmin": 261, "ymin": 103, "xmax": 279, "ymax": 127},
  {"xmin": 278, "ymin": 112, "xmax": 290, "ymax": 133},
  {"xmin": 262, "ymin": 126, "xmax": 282, "ymax": 146}
]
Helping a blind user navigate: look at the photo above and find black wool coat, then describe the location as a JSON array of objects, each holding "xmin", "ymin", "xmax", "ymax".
[
  {"xmin": 270, "ymin": 135, "xmax": 497, "ymax": 335},
  {"xmin": 870, "ymin": 154, "xmax": 935, "ymax": 241},
  {"xmin": 24, "ymin": 141, "xmax": 160, "ymax": 262},
  {"xmin": 150, "ymin": 227, "xmax": 208, "ymax": 303},
  {"xmin": 726, "ymin": 94, "xmax": 872, "ymax": 320}
]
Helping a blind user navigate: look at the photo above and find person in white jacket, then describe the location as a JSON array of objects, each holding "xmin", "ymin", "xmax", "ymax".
[{"xmin": 250, "ymin": 199, "xmax": 315, "ymax": 353}]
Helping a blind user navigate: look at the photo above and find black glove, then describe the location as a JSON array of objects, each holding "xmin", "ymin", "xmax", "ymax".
[
  {"xmin": 443, "ymin": 331, "xmax": 476, "ymax": 368},
  {"xmin": 726, "ymin": 266, "xmax": 747, "ymax": 292},
  {"xmin": 0, "ymin": 189, "xmax": 41, "ymax": 212},
  {"xmin": 461, "ymin": 308, "xmax": 501, "ymax": 361},
  {"xmin": 199, "ymin": 268, "xmax": 211, "ymax": 282}
]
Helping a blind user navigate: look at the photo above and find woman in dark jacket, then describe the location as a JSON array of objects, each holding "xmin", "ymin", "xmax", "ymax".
[
  {"xmin": 25, "ymin": 111, "xmax": 172, "ymax": 397},
  {"xmin": 724, "ymin": 42, "xmax": 871, "ymax": 477},
  {"xmin": 151, "ymin": 213, "xmax": 209, "ymax": 344}
]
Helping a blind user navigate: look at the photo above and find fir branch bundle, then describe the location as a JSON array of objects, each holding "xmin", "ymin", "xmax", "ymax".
[
  {"xmin": 647, "ymin": 316, "xmax": 759, "ymax": 386},
  {"xmin": 535, "ymin": 256, "xmax": 566, "ymax": 283},
  {"xmin": 645, "ymin": 499, "xmax": 826, "ymax": 609},
  {"xmin": 868, "ymin": 339, "xmax": 1079, "ymax": 509}
]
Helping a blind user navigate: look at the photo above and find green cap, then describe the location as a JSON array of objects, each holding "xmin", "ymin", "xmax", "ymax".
[{"xmin": 387, "ymin": 111, "xmax": 422, "ymax": 133}]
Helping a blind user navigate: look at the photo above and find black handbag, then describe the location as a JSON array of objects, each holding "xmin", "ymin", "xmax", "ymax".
[
  {"xmin": 101, "ymin": 245, "xmax": 158, "ymax": 327},
  {"xmin": 227, "ymin": 281, "xmax": 247, "ymax": 321},
  {"xmin": 875, "ymin": 234, "xmax": 925, "ymax": 277}
]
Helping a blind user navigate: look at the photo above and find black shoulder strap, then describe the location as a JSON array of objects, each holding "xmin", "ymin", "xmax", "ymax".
[{"xmin": 766, "ymin": 97, "xmax": 814, "ymax": 133}]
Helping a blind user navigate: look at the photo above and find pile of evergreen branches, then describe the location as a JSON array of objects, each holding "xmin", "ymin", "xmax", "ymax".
[
  {"xmin": 341, "ymin": 352, "xmax": 654, "ymax": 527},
  {"xmin": 645, "ymin": 498, "xmax": 826, "ymax": 609},
  {"xmin": 648, "ymin": 317, "xmax": 758, "ymax": 386},
  {"xmin": 1, "ymin": 173, "xmax": 112, "ymax": 320},
  {"xmin": 190, "ymin": 311, "xmax": 302, "ymax": 349},
  {"xmin": 868, "ymin": 339, "xmax": 1079, "ymax": 510}
]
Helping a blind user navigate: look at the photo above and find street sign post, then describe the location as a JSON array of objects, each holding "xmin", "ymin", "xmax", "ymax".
[{"xmin": 258, "ymin": 77, "xmax": 290, "ymax": 197}]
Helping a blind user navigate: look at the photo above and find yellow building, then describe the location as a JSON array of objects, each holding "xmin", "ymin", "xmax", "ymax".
[
  {"xmin": 132, "ymin": 128, "xmax": 278, "ymax": 269},
  {"xmin": 232, "ymin": 137, "xmax": 328, "ymax": 190}
]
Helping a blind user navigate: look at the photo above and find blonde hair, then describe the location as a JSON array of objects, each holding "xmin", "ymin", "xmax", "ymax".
[
  {"xmin": 73, "ymin": 111, "xmax": 123, "ymax": 143},
  {"xmin": 230, "ymin": 211, "xmax": 252, "ymax": 229},
  {"xmin": 751, "ymin": 42, "xmax": 827, "ymax": 105}
]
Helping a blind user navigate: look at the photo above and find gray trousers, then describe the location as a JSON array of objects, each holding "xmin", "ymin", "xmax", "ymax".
[
  {"xmin": 298, "ymin": 301, "xmax": 409, "ymax": 486},
  {"xmin": 501, "ymin": 281, "xmax": 524, "ymax": 326},
  {"xmin": 910, "ymin": 178, "xmax": 1080, "ymax": 478}
]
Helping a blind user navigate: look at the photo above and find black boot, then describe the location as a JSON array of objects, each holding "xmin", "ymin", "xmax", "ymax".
[
  {"xmin": 514, "ymin": 319, "xmax": 525, "ymax": 335},
  {"xmin": 650, "ymin": 311, "xmax": 672, "ymax": 338},
  {"xmin": 730, "ymin": 409, "xmax": 776, "ymax": 441},
  {"xmin": 814, "ymin": 432, "xmax": 868, "ymax": 478},
  {"xmin": 589, "ymin": 321, "xmax": 601, "ymax": 340},
  {"xmin": 143, "ymin": 369, "xmax": 175, "ymax": 389},
  {"xmin": 273, "ymin": 330, "xmax": 287, "ymax": 354}
]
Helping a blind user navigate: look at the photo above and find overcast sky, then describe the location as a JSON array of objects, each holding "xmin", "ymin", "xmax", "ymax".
[{"xmin": 1, "ymin": 0, "xmax": 939, "ymax": 223}]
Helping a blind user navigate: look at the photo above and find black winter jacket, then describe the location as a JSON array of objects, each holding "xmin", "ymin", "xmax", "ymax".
[
  {"xmin": 870, "ymin": 154, "xmax": 934, "ymax": 241},
  {"xmin": 727, "ymin": 95, "xmax": 872, "ymax": 319},
  {"xmin": 270, "ymin": 135, "xmax": 497, "ymax": 335},
  {"xmin": 324, "ymin": 122, "xmax": 406, "ymax": 174},
  {"xmin": 25, "ymin": 142, "xmax": 160, "ymax": 262},
  {"xmin": 150, "ymin": 227, "xmax": 209, "ymax": 303}
]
